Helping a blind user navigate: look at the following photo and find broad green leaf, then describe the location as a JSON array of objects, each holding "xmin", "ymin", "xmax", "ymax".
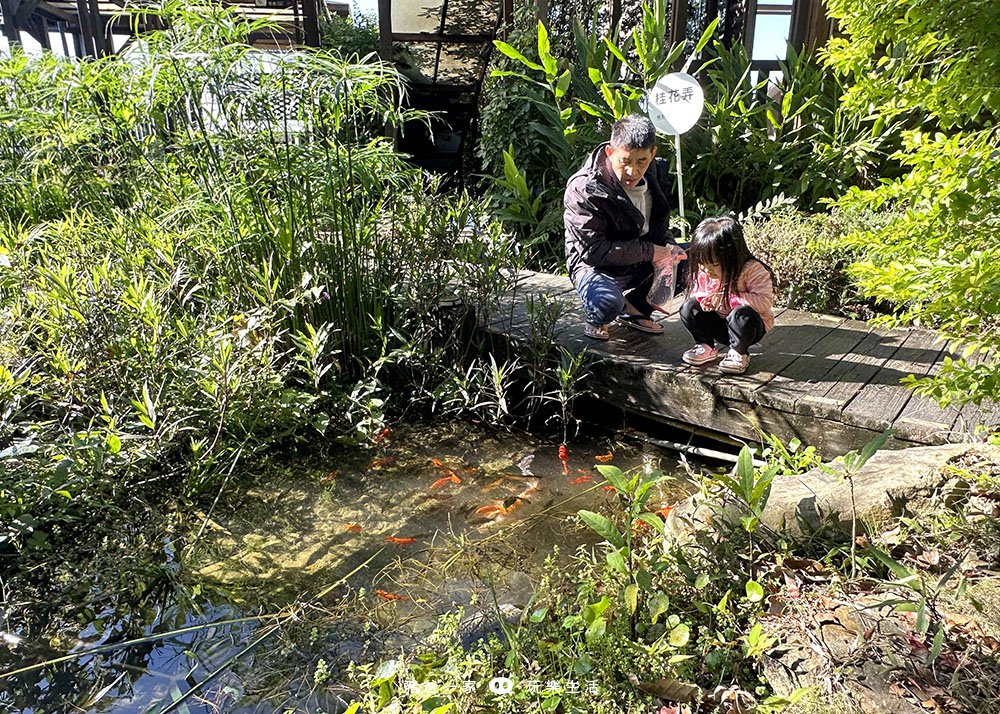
[
  {"xmin": 541, "ymin": 696, "xmax": 561, "ymax": 711},
  {"xmin": 858, "ymin": 429, "xmax": 895, "ymax": 468},
  {"xmin": 930, "ymin": 624, "xmax": 945, "ymax": 663},
  {"xmin": 493, "ymin": 40, "xmax": 543, "ymax": 71},
  {"xmin": 585, "ymin": 616, "xmax": 606, "ymax": 644},
  {"xmin": 668, "ymin": 622, "xmax": 690, "ymax": 647},
  {"xmin": 555, "ymin": 69, "xmax": 571, "ymax": 98},
  {"xmin": 573, "ymin": 654, "xmax": 593, "ymax": 674},
  {"xmin": 737, "ymin": 446, "xmax": 755, "ymax": 501},
  {"xmin": 636, "ymin": 512, "xmax": 665, "ymax": 534},
  {"xmin": 606, "ymin": 548, "xmax": 628, "ymax": 573},
  {"xmin": 649, "ymin": 592, "xmax": 670, "ymax": 623},
  {"xmin": 694, "ymin": 573, "xmax": 710, "ymax": 589},
  {"xmin": 625, "ymin": 584, "xmax": 639, "ymax": 615},
  {"xmin": 578, "ymin": 509, "xmax": 625, "ymax": 548},
  {"xmin": 745, "ymin": 580, "xmax": 764, "ymax": 602},
  {"xmin": 583, "ymin": 595, "xmax": 612, "ymax": 624},
  {"xmin": 372, "ymin": 659, "xmax": 400, "ymax": 685},
  {"xmin": 596, "ymin": 465, "xmax": 629, "ymax": 494}
]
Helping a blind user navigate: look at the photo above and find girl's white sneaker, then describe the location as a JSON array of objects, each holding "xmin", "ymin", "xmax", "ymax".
[
  {"xmin": 682, "ymin": 343, "xmax": 719, "ymax": 365},
  {"xmin": 719, "ymin": 349, "xmax": 750, "ymax": 374}
]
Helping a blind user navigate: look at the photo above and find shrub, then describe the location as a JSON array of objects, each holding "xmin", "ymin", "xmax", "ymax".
[
  {"xmin": 824, "ymin": 0, "xmax": 1000, "ymax": 409},
  {"xmin": 743, "ymin": 207, "xmax": 891, "ymax": 317}
]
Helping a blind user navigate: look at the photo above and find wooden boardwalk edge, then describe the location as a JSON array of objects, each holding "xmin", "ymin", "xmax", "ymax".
[{"xmin": 477, "ymin": 270, "xmax": 1000, "ymax": 455}]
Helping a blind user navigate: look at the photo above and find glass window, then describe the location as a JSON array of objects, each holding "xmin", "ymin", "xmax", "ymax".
[{"xmin": 751, "ymin": 1, "xmax": 792, "ymax": 62}]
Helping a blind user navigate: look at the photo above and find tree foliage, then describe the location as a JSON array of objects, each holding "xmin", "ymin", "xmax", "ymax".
[{"xmin": 824, "ymin": 0, "xmax": 1000, "ymax": 408}]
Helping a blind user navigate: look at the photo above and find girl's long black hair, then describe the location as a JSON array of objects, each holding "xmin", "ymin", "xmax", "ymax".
[{"xmin": 685, "ymin": 216, "xmax": 774, "ymax": 304}]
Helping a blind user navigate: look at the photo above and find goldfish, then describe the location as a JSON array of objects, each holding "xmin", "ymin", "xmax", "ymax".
[
  {"xmin": 429, "ymin": 457, "xmax": 460, "ymax": 480},
  {"xmin": 321, "ymin": 469, "xmax": 339, "ymax": 486},
  {"xmin": 373, "ymin": 428, "xmax": 391, "ymax": 444},
  {"xmin": 558, "ymin": 444, "xmax": 569, "ymax": 475},
  {"xmin": 595, "ymin": 452, "xmax": 614, "ymax": 463},
  {"xmin": 475, "ymin": 505, "xmax": 506, "ymax": 517},
  {"xmin": 656, "ymin": 503, "xmax": 677, "ymax": 519},
  {"xmin": 375, "ymin": 589, "xmax": 408, "ymax": 601},
  {"xmin": 385, "ymin": 536, "xmax": 416, "ymax": 544},
  {"xmin": 368, "ymin": 457, "xmax": 392, "ymax": 470},
  {"xmin": 569, "ymin": 475, "xmax": 592, "ymax": 484},
  {"xmin": 430, "ymin": 474, "xmax": 461, "ymax": 488},
  {"xmin": 602, "ymin": 485, "xmax": 617, "ymax": 492},
  {"xmin": 343, "ymin": 523, "xmax": 362, "ymax": 533}
]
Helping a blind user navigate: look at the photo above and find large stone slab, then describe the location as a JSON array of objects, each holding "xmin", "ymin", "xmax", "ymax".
[{"xmin": 670, "ymin": 443, "xmax": 1000, "ymax": 538}]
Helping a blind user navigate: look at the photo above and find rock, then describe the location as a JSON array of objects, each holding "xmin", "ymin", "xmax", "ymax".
[{"xmin": 669, "ymin": 444, "xmax": 999, "ymax": 539}]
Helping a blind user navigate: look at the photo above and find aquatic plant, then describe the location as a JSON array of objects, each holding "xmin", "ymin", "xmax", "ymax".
[{"xmin": 0, "ymin": 2, "xmax": 516, "ymax": 553}]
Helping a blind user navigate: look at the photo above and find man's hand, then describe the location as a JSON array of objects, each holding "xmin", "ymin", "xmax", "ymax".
[{"xmin": 652, "ymin": 244, "xmax": 687, "ymax": 265}]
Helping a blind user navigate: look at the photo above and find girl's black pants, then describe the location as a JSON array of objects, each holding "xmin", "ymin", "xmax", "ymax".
[{"xmin": 678, "ymin": 298, "xmax": 765, "ymax": 355}]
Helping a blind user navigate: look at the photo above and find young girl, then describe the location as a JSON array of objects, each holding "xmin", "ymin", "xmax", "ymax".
[{"xmin": 679, "ymin": 217, "xmax": 774, "ymax": 374}]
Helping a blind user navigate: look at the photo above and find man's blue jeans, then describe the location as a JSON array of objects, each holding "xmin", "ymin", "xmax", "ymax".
[{"xmin": 573, "ymin": 263, "xmax": 655, "ymax": 327}]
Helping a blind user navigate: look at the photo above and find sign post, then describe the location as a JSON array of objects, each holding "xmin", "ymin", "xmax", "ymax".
[{"xmin": 646, "ymin": 72, "xmax": 705, "ymax": 242}]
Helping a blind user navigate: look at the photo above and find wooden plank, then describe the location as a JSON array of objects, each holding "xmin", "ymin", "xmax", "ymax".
[
  {"xmin": 841, "ymin": 328, "xmax": 944, "ymax": 432},
  {"xmin": 893, "ymin": 340, "xmax": 962, "ymax": 444},
  {"xmin": 797, "ymin": 325, "xmax": 902, "ymax": 418},
  {"xmin": 481, "ymin": 270, "xmax": 993, "ymax": 452},
  {"xmin": 942, "ymin": 347, "xmax": 1000, "ymax": 439},
  {"xmin": 712, "ymin": 309, "xmax": 843, "ymax": 402},
  {"xmin": 754, "ymin": 318, "xmax": 871, "ymax": 416},
  {"xmin": 586, "ymin": 355, "xmax": 896, "ymax": 455}
]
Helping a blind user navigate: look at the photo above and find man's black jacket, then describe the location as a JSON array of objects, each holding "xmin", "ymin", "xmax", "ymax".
[{"xmin": 563, "ymin": 142, "xmax": 676, "ymax": 284}]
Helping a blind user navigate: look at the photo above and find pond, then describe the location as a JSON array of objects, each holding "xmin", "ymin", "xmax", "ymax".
[{"xmin": 1, "ymin": 421, "xmax": 701, "ymax": 714}]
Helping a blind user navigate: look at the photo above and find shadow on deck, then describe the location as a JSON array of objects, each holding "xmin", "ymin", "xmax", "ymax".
[{"xmin": 481, "ymin": 270, "xmax": 1000, "ymax": 456}]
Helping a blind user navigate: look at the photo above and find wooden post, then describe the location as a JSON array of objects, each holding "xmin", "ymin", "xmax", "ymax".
[
  {"xmin": 669, "ymin": 0, "xmax": 688, "ymax": 49},
  {"xmin": 34, "ymin": 14, "xmax": 48, "ymax": 50},
  {"xmin": 789, "ymin": 0, "xmax": 832, "ymax": 52},
  {"xmin": 58, "ymin": 20, "xmax": 69, "ymax": 56},
  {"xmin": 74, "ymin": 0, "xmax": 94, "ymax": 57},
  {"xmin": 742, "ymin": 0, "xmax": 758, "ymax": 53},
  {"xmin": 501, "ymin": 0, "xmax": 512, "ymax": 40},
  {"xmin": 377, "ymin": 0, "xmax": 391, "ymax": 62},
  {"xmin": 1, "ymin": 0, "xmax": 20, "ymax": 46},
  {"xmin": 609, "ymin": 0, "xmax": 621, "ymax": 31},
  {"xmin": 301, "ymin": 0, "xmax": 319, "ymax": 47}
]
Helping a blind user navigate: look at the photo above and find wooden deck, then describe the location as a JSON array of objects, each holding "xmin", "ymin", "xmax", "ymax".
[{"xmin": 481, "ymin": 271, "xmax": 1000, "ymax": 455}]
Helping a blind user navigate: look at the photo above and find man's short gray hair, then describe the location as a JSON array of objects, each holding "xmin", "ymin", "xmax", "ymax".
[{"xmin": 609, "ymin": 114, "xmax": 656, "ymax": 150}]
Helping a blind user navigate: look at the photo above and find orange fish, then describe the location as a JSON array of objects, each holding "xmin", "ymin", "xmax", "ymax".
[
  {"xmin": 569, "ymin": 475, "xmax": 592, "ymax": 484},
  {"xmin": 321, "ymin": 469, "xmax": 339, "ymax": 485},
  {"xmin": 373, "ymin": 428, "xmax": 390, "ymax": 444},
  {"xmin": 343, "ymin": 523, "xmax": 362, "ymax": 533},
  {"xmin": 376, "ymin": 589, "xmax": 409, "ymax": 601},
  {"xmin": 595, "ymin": 452, "xmax": 614, "ymax": 463},
  {"xmin": 656, "ymin": 503, "xmax": 677, "ymax": 519},
  {"xmin": 602, "ymin": 485, "xmax": 616, "ymax": 492},
  {"xmin": 429, "ymin": 457, "xmax": 460, "ymax": 480},
  {"xmin": 368, "ymin": 457, "xmax": 392, "ymax": 470},
  {"xmin": 386, "ymin": 536, "xmax": 416, "ymax": 544},
  {"xmin": 558, "ymin": 444, "xmax": 569, "ymax": 475},
  {"xmin": 430, "ymin": 474, "xmax": 461, "ymax": 488},
  {"xmin": 475, "ymin": 505, "xmax": 506, "ymax": 517}
]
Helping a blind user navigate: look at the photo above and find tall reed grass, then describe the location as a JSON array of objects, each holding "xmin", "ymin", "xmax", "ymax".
[{"xmin": 0, "ymin": 1, "xmax": 517, "ymax": 552}]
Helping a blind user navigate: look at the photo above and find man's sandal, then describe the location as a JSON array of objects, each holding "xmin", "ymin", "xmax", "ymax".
[
  {"xmin": 615, "ymin": 313, "xmax": 664, "ymax": 334},
  {"xmin": 584, "ymin": 323, "xmax": 610, "ymax": 340}
]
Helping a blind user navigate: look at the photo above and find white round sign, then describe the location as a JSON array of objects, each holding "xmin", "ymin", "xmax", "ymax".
[{"xmin": 647, "ymin": 72, "xmax": 704, "ymax": 136}]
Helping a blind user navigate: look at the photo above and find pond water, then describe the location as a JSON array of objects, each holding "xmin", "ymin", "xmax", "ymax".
[{"xmin": 1, "ymin": 421, "xmax": 699, "ymax": 714}]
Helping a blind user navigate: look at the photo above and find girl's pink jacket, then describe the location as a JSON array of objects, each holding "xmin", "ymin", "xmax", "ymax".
[{"xmin": 690, "ymin": 259, "xmax": 775, "ymax": 330}]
